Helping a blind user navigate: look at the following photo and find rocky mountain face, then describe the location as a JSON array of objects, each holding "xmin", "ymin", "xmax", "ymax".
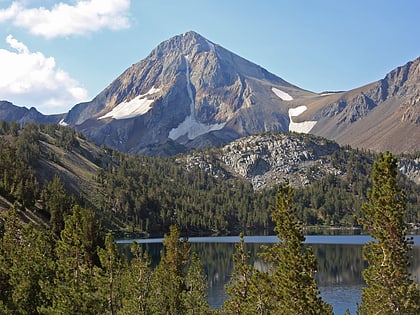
[
  {"xmin": 306, "ymin": 57, "xmax": 420, "ymax": 153},
  {"xmin": 62, "ymin": 32, "xmax": 419, "ymax": 155},
  {"xmin": 399, "ymin": 157, "xmax": 420, "ymax": 185},
  {"xmin": 63, "ymin": 31, "xmax": 314, "ymax": 155}
]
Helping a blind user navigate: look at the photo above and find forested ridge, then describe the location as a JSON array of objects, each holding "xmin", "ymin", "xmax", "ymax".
[{"xmin": 0, "ymin": 120, "xmax": 419, "ymax": 237}]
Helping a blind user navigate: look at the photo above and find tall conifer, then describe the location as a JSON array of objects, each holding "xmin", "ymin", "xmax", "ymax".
[
  {"xmin": 0, "ymin": 206, "xmax": 55, "ymax": 314},
  {"xmin": 260, "ymin": 181, "xmax": 333, "ymax": 315},
  {"xmin": 150, "ymin": 225, "xmax": 190, "ymax": 315},
  {"xmin": 223, "ymin": 233, "xmax": 256, "ymax": 315},
  {"xmin": 183, "ymin": 252, "xmax": 211, "ymax": 315},
  {"xmin": 359, "ymin": 152, "xmax": 420, "ymax": 314},
  {"xmin": 41, "ymin": 205, "xmax": 105, "ymax": 315},
  {"xmin": 118, "ymin": 242, "xmax": 152, "ymax": 315},
  {"xmin": 41, "ymin": 175, "xmax": 73, "ymax": 237},
  {"xmin": 98, "ymin": 232, "xmax": 122, "ymax": 315}
]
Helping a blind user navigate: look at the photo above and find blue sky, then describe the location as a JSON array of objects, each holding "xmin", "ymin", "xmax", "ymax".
[{"xmin": 0, "ymin": 0, "xmax": 419, "ymax": 114}]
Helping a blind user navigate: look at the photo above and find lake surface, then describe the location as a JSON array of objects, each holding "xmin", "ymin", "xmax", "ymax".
[{"xmin": 117, "ymin": 235, "xmax": 420, "ymax": 315}]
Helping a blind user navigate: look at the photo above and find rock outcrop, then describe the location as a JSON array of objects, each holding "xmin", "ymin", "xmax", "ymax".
[
  {"xmin": 179, "ymin": 133, "xmax": 343, "ymax": 190},
  {"xmin": 179, "ymin": 132, "xmax": 420, "ymax": 190}
]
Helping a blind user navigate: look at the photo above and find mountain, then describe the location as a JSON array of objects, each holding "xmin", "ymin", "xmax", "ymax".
[
  {"xmin": 61, "ymin": 32, "xmax": 419, "ymax": 155},
  {"xmin": 305, "ymin": 57, "xmax": 420, "ymax": 153},
  {"xmin": 0, "ymin": 100, "xmax": 62, "ymax": 125},
  {"xmin": 63, "ymin": 31, "xmax": 315, "ymax": 155},
  {"xmin": 0, "ymin": 31, "xmax": 418, "ymax": 154}
]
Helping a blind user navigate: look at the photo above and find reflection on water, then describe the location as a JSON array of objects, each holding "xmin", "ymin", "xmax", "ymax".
[
  {"xmin": 313, "ymin": 244, "xmax": 365, "ymax": 285},
  {"xmin": 118, "ymin": 236, "xmax": 420, "ymax": 315}
]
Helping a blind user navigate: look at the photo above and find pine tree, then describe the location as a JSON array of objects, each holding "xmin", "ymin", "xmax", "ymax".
[
  {"xmin": 41, "ymin": 175, "xmax": 73, "ymax": 237},
  {"xmin": 0, "ymin": 206, "xmax": 55, "ymax": 315},
  {"xmin": 260, "ymin": 181, "xmax": 333, "ymax": 315},
  {"xmin": 359, "ymin": 152, "xmax": 420, "ymax": 314},
  {"xmin": 150, "ymin": 225, "xmax": 190, "ymax": 315},
  {"xmin": 223, "ymin": 233, "xmax": 255, "ymax": 315},
  {"xmin": 8, "ymin": 224, "xmax": 55, "ymax": 315},
  {"xmin": 98, "ymin": 232, "xmax": 122, "ymax": 315},
  {"xmin": 118, "ymin": 242, "xmax": 152, "ymax": 315},
  {"xmin": 41, "ymin": 205, "xmax": 105, "ymax": 315},
  {"xmin": 0, "ymin": 206, "xmax": 21, "ymax": 312},
  {"xmin": 183, "ymin": 252, "xmax": 211, "ymax": 315}
]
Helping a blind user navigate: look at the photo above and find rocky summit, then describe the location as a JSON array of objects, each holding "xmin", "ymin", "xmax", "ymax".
[
  {"xmin": 0, "ymin": 101, "xmax": 62, "ymax": 125},
  {"xmin": 62, "ymin": 32, "xmax": 420, "ymax": 155},
  {"xmin": 61, "ymin": 31, "xmax": 315, "ymax": 155}
]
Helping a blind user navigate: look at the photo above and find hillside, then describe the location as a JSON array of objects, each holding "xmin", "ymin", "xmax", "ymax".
[{"xmin": 1, "ymin": 121, "xmax": 419, "ymax": 237}]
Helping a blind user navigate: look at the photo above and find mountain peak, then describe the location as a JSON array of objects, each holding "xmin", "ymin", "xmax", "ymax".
[
  {"xmin": 182, "ymin": 30, "xmax": 207, "ymax": 40},
  {"xmin": 63, "ymin": 31, "xmax": 314, "ymax": 154},
  {"xmin": 58, "ymin": 32, "xmax": 419, "ymax": 155},
  {"xmin": 152, "ymin": 30, "xmax": 215, "ymax": 58}
]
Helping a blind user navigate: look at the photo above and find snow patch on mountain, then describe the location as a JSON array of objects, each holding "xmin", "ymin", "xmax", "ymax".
[
  {"xmin": 59, "ymin": 119, "xmax": 68, "ymax": 126},
  {"xmin": 289, "ymin": 106, "xmax": 308, "ymax": 117},
  {"xmin": 272, "ymin": 87, "xmax": 293, "ymax": 101},
  {"xmin": 288, "ymin": 105, "xmax": 317, "ymax": 133},
  {"xmin": 98, "ymin": 87, "xmax": 160, "ymax": 120},
  {"xmin": 169, "ymin": 56, "xmax": 225, "ymax": 140},
  {"xmin": 169, "ymin": 115, "xmax": 226, "ymax": 140}
]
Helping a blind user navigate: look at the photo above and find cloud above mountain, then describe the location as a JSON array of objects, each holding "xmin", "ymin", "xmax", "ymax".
[
  {"xmin": 0, "ymin": 35, "xmax": 88, "ymax": 113},
  {"xmin": 0, "ymin": 0, "xmax": 131, "ymax": 38}
]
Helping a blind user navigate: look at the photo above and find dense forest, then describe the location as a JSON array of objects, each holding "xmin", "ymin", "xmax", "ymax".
[
  {"xmin": 1, "ymin": 151, "xmax": 419, "ymax": 314},
  {"xmin": 0, "ymin": 121, "xmax": 419, "ymax": 238}
]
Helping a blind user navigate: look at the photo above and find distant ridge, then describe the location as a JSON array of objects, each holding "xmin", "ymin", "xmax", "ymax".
[{"xmin": 0, "ymin": 100, "xmax": 62, "ymax": 125}]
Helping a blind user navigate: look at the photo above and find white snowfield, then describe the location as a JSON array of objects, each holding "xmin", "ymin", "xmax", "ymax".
[
  {"xmin": 98, "ymin": 87, "xmax": 161, "ymax": 120},
  {"xmin": 272, "ymin": 87, "xmax": 293, "ymax": 101},
  {"xmin": 271, "ymin": 86, "xmax": 316, "ymax": 133},
  {"xmin": 289, "ymin": 106, "xmax": 307, "ymax": 117},
  {"xmin": 288, "ymin": 105, "xmax": 317, "ymax": 134},
  {"xmin": 168, "ymin": 115, "xmax": 226, "ymax": 140},
  {"xmin": 58, "ymin": 119, "xmax": 68, "ymax": 126},
  {"xmin": 169, "ymin": 56, "xmax": 226, "ymax": 140}
]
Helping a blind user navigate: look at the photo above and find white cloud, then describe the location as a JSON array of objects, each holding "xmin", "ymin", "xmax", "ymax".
[
  {"xmin": 0, "ymin": 0, "xmax": 131, "ymax": 38},
  {"xmin": 0, "ymin": 35, "xmax": 89, "ymax": 114}
]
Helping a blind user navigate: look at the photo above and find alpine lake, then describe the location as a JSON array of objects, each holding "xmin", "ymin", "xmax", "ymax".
[{"xmin": 117, "ymin": 233, "xmax": 420, "ymax": 315}]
